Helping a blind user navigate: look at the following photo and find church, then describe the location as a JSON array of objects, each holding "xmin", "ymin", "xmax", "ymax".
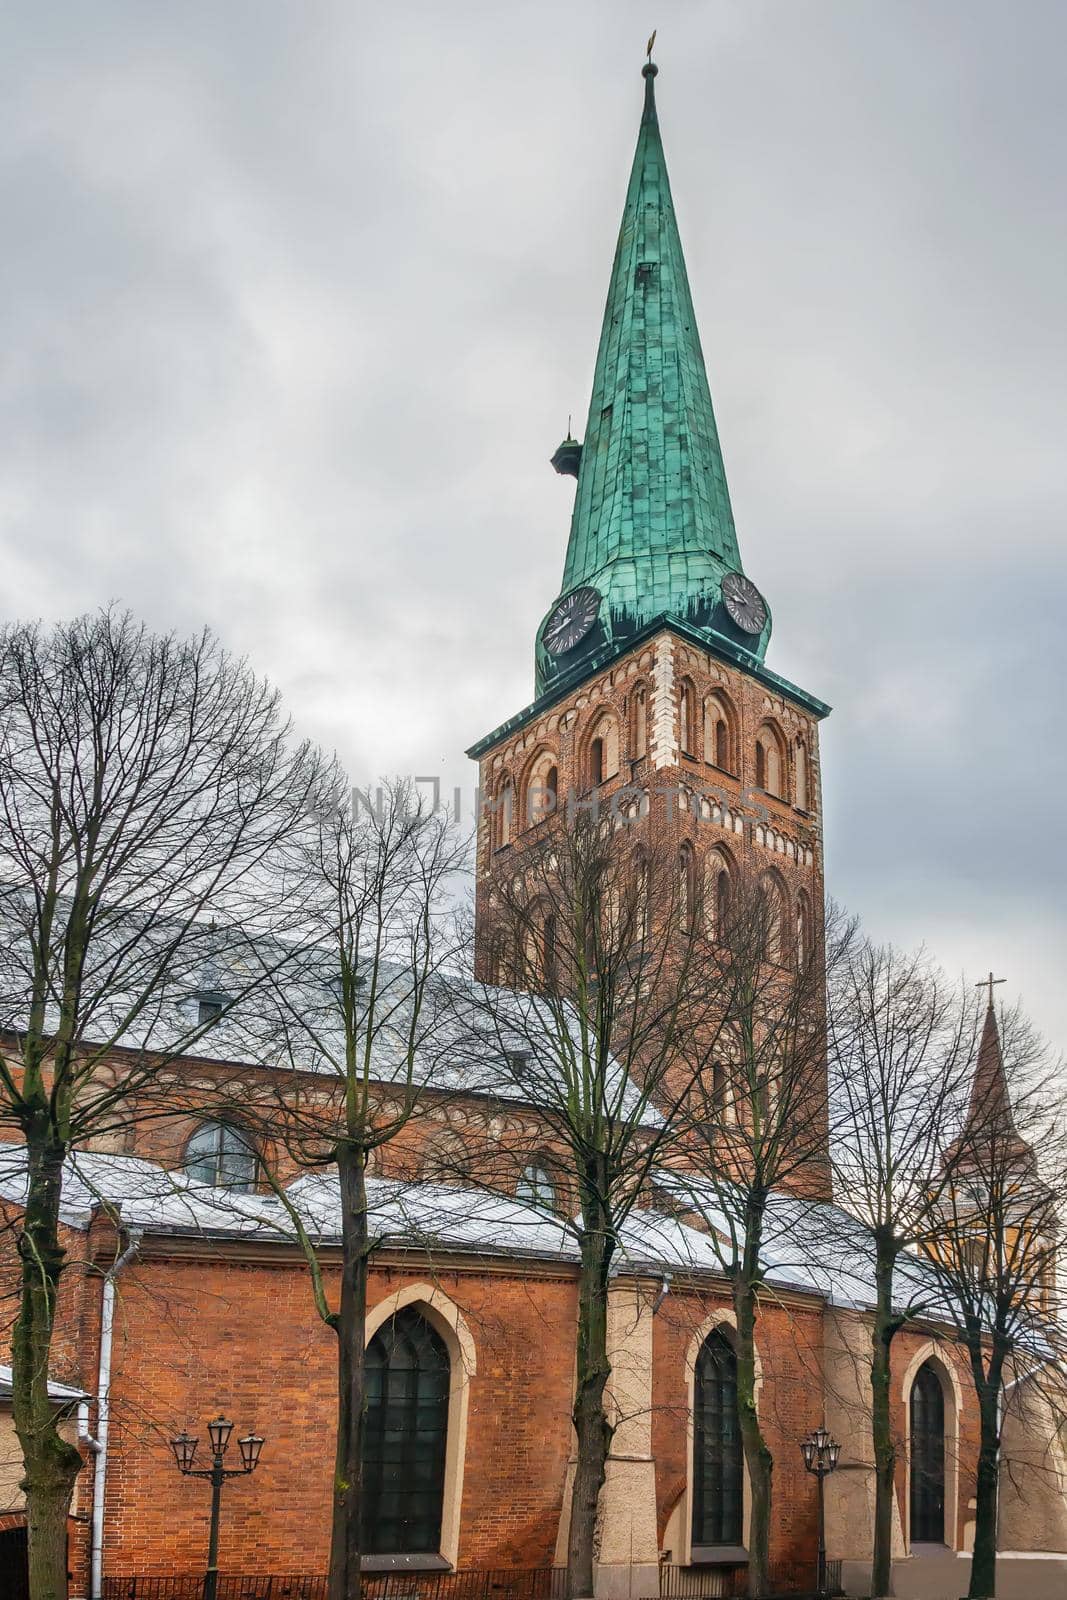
[{"xmin": 1, "ymin": 57, "xmax": 1065, "ymax": 1600}]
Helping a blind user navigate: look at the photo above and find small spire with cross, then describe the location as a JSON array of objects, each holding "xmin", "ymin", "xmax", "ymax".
[{"xmin": 976, "ymin": 971, "xmax": 1006, "ymax": 1010}]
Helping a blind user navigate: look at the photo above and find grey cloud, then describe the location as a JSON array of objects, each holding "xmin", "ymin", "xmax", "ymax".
[{"xmin": 0, "ymin": 0, "xmax": 1064, "ymax": 1044}]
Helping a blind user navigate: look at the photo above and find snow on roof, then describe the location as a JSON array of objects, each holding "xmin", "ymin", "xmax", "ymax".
[
  {"xmin": 0, "ymin": 1147, "xmax": 888, "ymax": 1308},
  {"xmin": 0, "ymin": 1364, "xmax": 86, "ymax": 1403}
]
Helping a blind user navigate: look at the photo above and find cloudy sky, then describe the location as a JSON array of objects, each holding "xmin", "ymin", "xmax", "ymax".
[{"xmin": 2, "ymin": 2, "xmax": 1064, "ymax": 1047}]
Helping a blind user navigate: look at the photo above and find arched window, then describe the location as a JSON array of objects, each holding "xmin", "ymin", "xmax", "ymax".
[
  {"xmin": 363, "ymin": 1308, "xmax": 450, "ymax": 1554},
  {"xmin": 795, "ymin": 890, "xmax": 812, "ymax": 969},
  {"xmin": 703, "ymin": 693, "xmax": 736, "ymax": 773},
  {"xmin": 633, "ymin": 850, "xmax": 652, "ymax": 942},
  {"xmin": 516, "ymin": 1162, "xmax": 556, "ymax": 1209},
  {"xmin": 525, "ymin": 749, "xmax": 559, "ymax": 826},
  {"xmin": 587, "ymin": 711, "xmax": 620, "ymax": 788},
  {"xmin": 679, "ymin": 679, "xmax": 697, "ymax": 757},
  {"xmin": 794, "ymin": 738, "xmax": 809, "ymax": 811},
  {"xmin": 184, "ymin": 1121, "xmax": 257, "ymax": 1191},
  {"xmin": 631, "ymin": 684, "xmax": 648, "ymax": 761},
  {"xmin": 705, "ymin": 849, "xmax": 733, "ymax": 942},
  {"xmin": 760, "ymin": 874, "xmax": 787, "ymax": 965},
  {"xmin": 910, "ymin": 1364, "xmax": 946, "ymax": 1544},
  {"xmin": 679, "ymin": 843, "xmax": 696, "ymax": 930},
  {"xmin": 491, "ymin": 778, "xmax": 514, "ymax": 849},
  {"xmin": 692, "ymin": 1329, "xmax": 743, "ymax": 1550},
  {"xmin": 754, "ymin": 725, "xmax": 784, "ymax": 798}
]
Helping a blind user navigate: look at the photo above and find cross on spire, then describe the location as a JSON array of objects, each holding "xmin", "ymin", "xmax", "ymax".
[{"xmin": 976, "ymin": 971, "xmax": 1006, "ymax": 1010}]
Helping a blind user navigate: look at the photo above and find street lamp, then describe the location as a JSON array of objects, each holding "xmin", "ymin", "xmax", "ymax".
[
  {"xmin": 800, "ymin": 1426, "xmax": 841, "ymax": 1596},
  {"xmin": 170, "ymin": 1415, "xmax": 265, "ymax": 1600}
]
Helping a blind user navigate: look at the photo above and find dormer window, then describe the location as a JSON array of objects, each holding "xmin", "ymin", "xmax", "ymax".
[{"xmin": 195, "ymin": 992, "xmax": 228, "ymax": 1026}]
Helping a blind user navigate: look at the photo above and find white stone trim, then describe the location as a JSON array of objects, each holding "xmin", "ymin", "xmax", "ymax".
[
  {"xmin": 901, "ymin": 1340, "xmax": 963, "ymax": 1554},
  {"xmin": 365, "ymin": 1282, "xmax": 477, "ymax": 1568},
  {"xmin": 651, "ymin": 637, "xmax": 677, "ymax": 769}
]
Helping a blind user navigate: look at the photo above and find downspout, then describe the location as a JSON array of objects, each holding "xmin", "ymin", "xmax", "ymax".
[{"xmin": 78, "ymin": 1229, "xmax": 142, "ymax": 1600}]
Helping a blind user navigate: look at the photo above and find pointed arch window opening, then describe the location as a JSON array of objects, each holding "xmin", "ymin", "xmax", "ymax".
[
  {"xmin": 631, "ymin": 685, "xmax": 649, "ymax": 762},
  {"xmin": 909, "ymin": 1363, "xmax": 946, "ymax": 1545},
  {"xmin": 362, "ymin": 1307, "xmax": 451, "ymax": 1556},
  {"xmin": 679, "ymin": 681, "xmax": 697, "ymax": 758},
  {"xmin": 692, "ymin": 1329, "xmax": 744, "ymax": 1550},
  {"xmin": 794, "ymin": 738, "xmax": 809, "ymax": 812}
]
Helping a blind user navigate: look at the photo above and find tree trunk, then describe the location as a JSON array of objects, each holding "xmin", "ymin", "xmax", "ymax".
[
  {"xmin": 328, "ymin": 1145, "xmax": 370, "ymax": 1600},
  {"xmin": 870, "ymin": 1244, "xmax": 898, "ymax": 1597},
  {"xmin": 968, "ymin": 1370, "xmax": 1001, "ymax": 1600},
  {"xmin": 734, "ymin": 1267, "xmax": 772, "ymax": 1599},
  {"xmin": 566, "ymin": 1220, "xmax": 615, "ymax": 1600},
  {"xmin": 13, "ymin": 1139, "xmax": 83, "ymax": 1600}
]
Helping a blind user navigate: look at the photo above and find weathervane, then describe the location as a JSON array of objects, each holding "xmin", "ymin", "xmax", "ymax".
[
  {"xmin": 976, "ymin": 971, "xmax": 1006, "ymax": 1009},
  {"xmin": 646, "ymin": 30, "xmax": 657, "ymax": 62}
]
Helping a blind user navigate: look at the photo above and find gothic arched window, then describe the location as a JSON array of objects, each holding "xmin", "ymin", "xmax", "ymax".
[
  {"xmin": 184, "ymin": 1121, "xmax": 257, "ymax": 1192},
  {"xmin": 679, "ymin": 679, "xmax": 697, "ymax": 757},
  {"xmin": 754, "ymin": 725, "xmax": 784, "ymax": 798},
  {"xmin": 492, "ymin": 778, "xmax": 514, "ymax": 850},
  {"xmin": 760, "ymin": 873, "xmax": 787, "ymax": 965},
  {"xmin": 910, "ymin": 1363, "xmax": 946, "ymax": 1544},
  {"xmin": 679, "ymin": 843, "xmax": 696, "ymax": 930},
  {"xmin": 794, "ymin": 738, "xmax": 809, "ymax": 811},
  {"xmin": 631, "ymin": 684, "xmax": 648, "ymax": 761},
  {"xmin": 587, "ymin": 711, "xmax": 620, "ymax": 788},
  {"xmin": 363, "ymin": 1308, "xmax": 451, "ymax": 1554},
  {"xmin": 795, "ymin": 890, "xmax": 812, "ymax": 970},
  {"xmin": 525, "ymin": 749, "xmax": 559, "ymax": 826},
  {"xmin": 706, "ymin": 850, "xmax": 733, "ymax": 942},
  {"xmin": 704, "ymin": 693, "xmax": 736, "ymax": 773},
  {"xmin": 692, "ymin": 1329, "xmax": 743, "ymax": 1549}
]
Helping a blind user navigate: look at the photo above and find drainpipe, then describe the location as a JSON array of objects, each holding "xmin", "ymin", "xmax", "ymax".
[
  {"xmin": 78, "ymin": 1230, "xmax": 142, "ymax": 1600},
  {"xmin": 652, "ymin": 1272, "xmax": 673, "ymax": 1316}
]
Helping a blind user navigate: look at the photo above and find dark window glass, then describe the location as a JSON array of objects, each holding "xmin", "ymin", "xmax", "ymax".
[
  {"xmin": 590, "ymin": 738, "xmax": 604, "ymax": 787},
  {"xmin": 363, "ymin": 1308, "xmax": 450, "ymax": 1554},
  {"xmin": 715, "ymin": 719, "xmax": 729, "ymax": 770},
  {"xmin": 910, "ymin": 1363, "xmax": 945, "ymax": 1543},
  {"xmin": 692, "ymin": 1330, "xmax": 743, "ymax": 1547},
  {"xmin": 185, "ymin": 1121, "xmax": 257, "ymax": 1191}
]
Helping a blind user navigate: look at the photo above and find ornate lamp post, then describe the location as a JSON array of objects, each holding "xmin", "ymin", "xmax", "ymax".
[
  {"xmin": 800, "ymin": 1425, "xmax": 841, "ymax": 1596},
  {"xmin": 170, "ymin": 1415, "xmax": 265, "ymax": 1600}
]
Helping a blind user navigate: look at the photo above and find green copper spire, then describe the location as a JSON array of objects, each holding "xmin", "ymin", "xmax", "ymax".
[{"xmin": 537, "ymin": 60, "xmax": 771, "ymax": 694}]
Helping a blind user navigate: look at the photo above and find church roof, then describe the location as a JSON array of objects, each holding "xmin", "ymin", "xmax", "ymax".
[
  {"xmin": 469, "ymin": 61, "xmax": 829, "ymax": 760},
  {"xmin": 944, "ymin": 1001, "xmax": 1037, "ymax": 1175},
  {"xmin": 533, "ymin": 60, "xmax": 772, "ymax": 700}
]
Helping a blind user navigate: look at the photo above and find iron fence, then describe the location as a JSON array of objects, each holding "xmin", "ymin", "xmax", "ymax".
[
  {"xmin": 104, "ymin": 1571, "xmax": 568, "ymax": 1600},
  {"xmin": 105, "ymin": 1563, "xmax": 841, "ymax": 1600}
]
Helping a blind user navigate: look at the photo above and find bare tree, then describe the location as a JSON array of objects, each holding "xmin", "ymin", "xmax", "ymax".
[
  {"xmin": 669, "ymin": 877, "xmax": 852, "ymax": 1599},
  {"xmin": 236, "ymin": 776, "xmax": 466, "ymax": 1600},
  {"xmin": 0, "ymin": 610, "xmax": 322, "ymax": 1600},
  {"xmin": 825, "ymin": 942, "xmax": 978, "ymax": 1598},
  {"xmin": 456, "ymin": 812, "xmax": 723, "ymax": 1600},
  {"xmin": 919, "ymin": 997, "xmax": 1066, "ymax": 1600}
]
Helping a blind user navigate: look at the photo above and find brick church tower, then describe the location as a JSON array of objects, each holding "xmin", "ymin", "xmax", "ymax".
[{"xmin": 468, "ymin": 59, "xmax": 829, "ymax": 1110}]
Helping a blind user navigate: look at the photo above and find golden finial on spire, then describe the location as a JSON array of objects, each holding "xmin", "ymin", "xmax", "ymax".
[{"xmin": 646, "ymin": 30, "xmax": 657, "ymax": 62}]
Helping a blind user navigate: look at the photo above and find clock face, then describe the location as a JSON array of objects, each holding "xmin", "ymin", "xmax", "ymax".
[
  {"xmin": 721, "ymin": 571, "xmax": 768, "ymax": 635},
  {"xmin": 542, "ymin": 586, "xmax": 601, "ymax": 655}
]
